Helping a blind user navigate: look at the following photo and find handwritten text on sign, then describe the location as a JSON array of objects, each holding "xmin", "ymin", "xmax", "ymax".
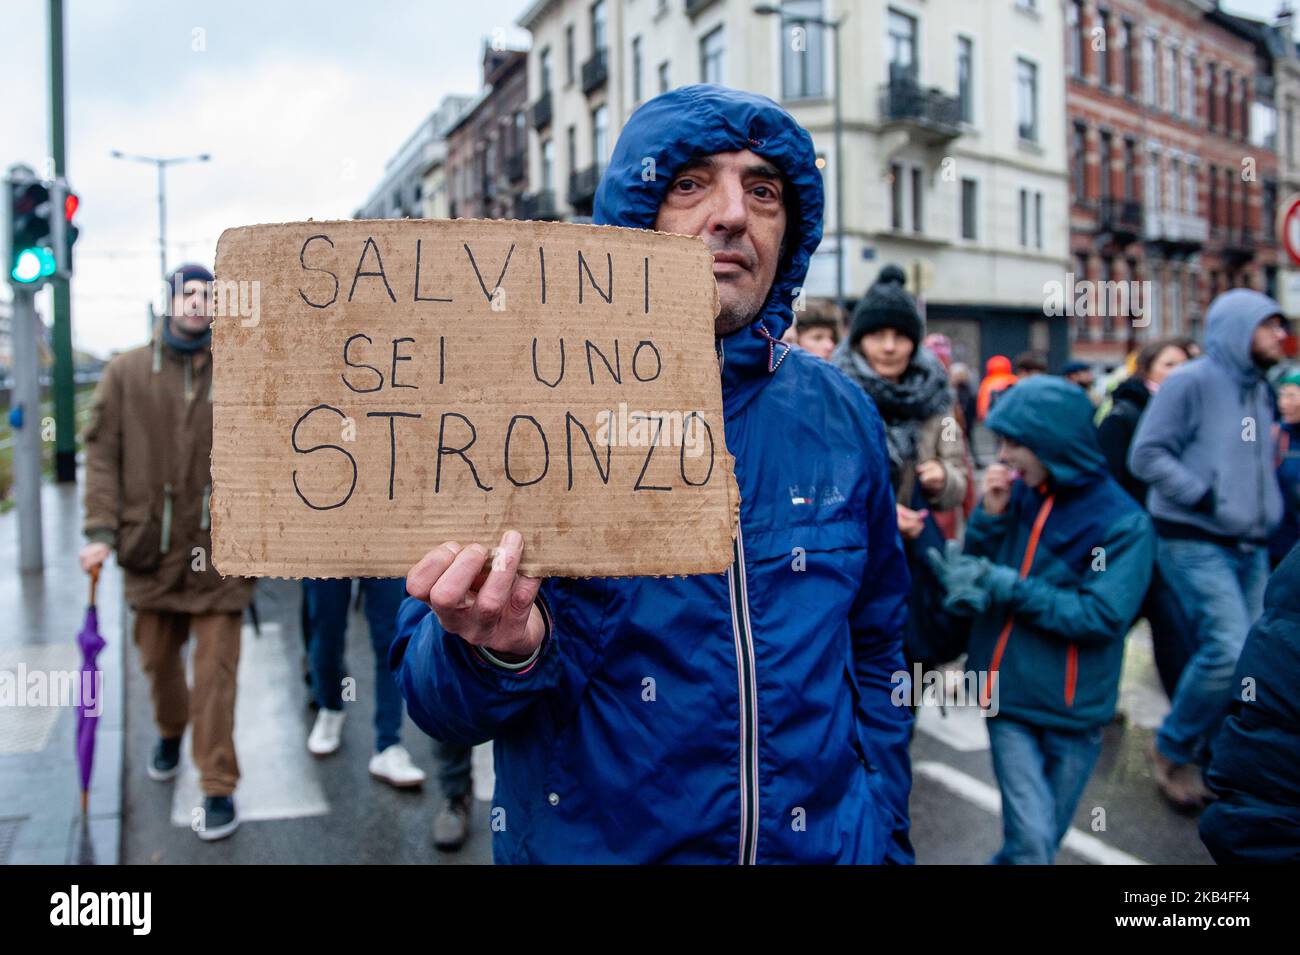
[{"xmin": 210, "ymin": 219, "xmax": 738, "ymax": 578}]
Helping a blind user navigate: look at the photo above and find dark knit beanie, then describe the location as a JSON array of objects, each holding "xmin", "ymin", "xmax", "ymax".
[
  {"xmin": 167, "ymin": 263, "xmax": 214, "ymax": 300},
  {"xmin": 849, "ymin": 264, "xmax": 923, "ymax": 347}
]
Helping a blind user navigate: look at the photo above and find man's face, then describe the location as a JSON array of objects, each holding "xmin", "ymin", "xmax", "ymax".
[
  {"xmin": 797, "ymin": 326, "xmax": 836, "ymax": 361},
  {"xmin": 653, "ymin": 149, "xmax": 789, "ymax": 337},
  {"xmin": 1251, "ymin": 314, "xmax": 1287, "ymax": 368},
  {"xmin": 1067, "ymin": 370, "xmax": 1094, "ymax": 390},
  {"xmin": 171, "ymin": 279, "xmax": 213, "ymax": 337},
  {"xmin": 996, "ymin": 436, "xmax": 1049, "ymax": 488}
]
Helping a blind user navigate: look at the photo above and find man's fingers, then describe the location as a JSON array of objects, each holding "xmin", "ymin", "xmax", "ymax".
[
  {"xmin": 427, "ymin": 544, "xmax": 488, "ymax": 615},
  {"xmin": 508, "ymin": 574, "xmax": 543, "ymax": 623},
  {"xmin": 472, "ymin": 531, "xmax": 524, "ymax": 624},
  {"xmin": 407, "ymin": 542, "xmax": 463, "ymax": 602}
]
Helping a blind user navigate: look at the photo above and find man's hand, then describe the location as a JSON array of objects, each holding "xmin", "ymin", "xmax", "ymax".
[
  {"xmin": 916, "ymin": 459, "xmax": 946, "ymax": 496},
  {"xmin": 896, "ymin": 503, "xmax": 930, "ymax": 541},
  {"xmin": 406, "ymin": 530, "xmax": 545, "ymax": 662},
  {"xmin": 982, "ymin": 464, "xmax": 1015, "ymax": 515},
  {"xmin": 80, "ymin": 541, "xmax": 111, "ymax": 574}
]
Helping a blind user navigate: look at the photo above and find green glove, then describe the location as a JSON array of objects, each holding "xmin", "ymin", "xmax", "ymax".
[{"xmin": 925, "ymin": 540, "xmax": 1020, "ymax": 617}]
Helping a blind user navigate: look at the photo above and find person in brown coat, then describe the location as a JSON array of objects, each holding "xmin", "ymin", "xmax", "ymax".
[{"xmin": 79, "ymin": 263, "xmax": 253, "ymax": 842}]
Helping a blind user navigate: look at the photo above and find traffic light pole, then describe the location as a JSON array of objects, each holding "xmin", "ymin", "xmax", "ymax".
[
  {"xmin": 11, "ymin": 286, "xmax": 46, "ymax": 572},
  {"xmin": 48, "ymin": 0, "xmax": 76, "ymax": 483}
]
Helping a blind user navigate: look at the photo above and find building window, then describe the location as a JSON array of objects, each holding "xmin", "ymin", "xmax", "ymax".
[
  {"xmin": 960, "ymin": 177, "xmax": 977, "ymax": 239},
  {"xmin": 541, "ymin": 138, "xmax": 555, "ymax": 192},
  {"xmin": 1019, "ymin": 189, "xmax": 1029, "ymax": 246},
  {"xmin": 1208, "ymin": 63, "xmax": 1218, "ymax": 128},
  {"xmin": 1224, "ymin": 69, "xmax": 1234, "ymax": 136},
  {"xmin": 1167, "ymin": 157, "xmax": 1180, "ymax": 211},
  {"xmin": 1122, "ymin": 18, "xmax": 1136, "ymax": 94},
  {"xmin": 887, "ymin": 8, "xmax": 918, "ymax": 83},
  {"xmin": 890, "ymin": 162, "xmax": 904, "ymax": 230},
  {"xmin": 1183, "ymin": 55, "xmax": 1195, "ymax": 120},
  {"xmin": 1142, "ymin": 35, "xmax": 1157, "ymax": 105},
  {"xmin": 566, "ymin": 125, "xmax": 577, "ymax": 178},
  {"xmin": 1165, "ymin": 45, "xmax": 1177, "ymax": 114},
  {"xmin": 782, "ymin": 0, "xmax": 826, "ymax": 100},
  {"xmin": 700, "ymin": 25, "xmax": 725, "ymax": 85},
  {"xmin": 911, "ymin": 166, "xmax": 923, "ymax": 233},
  {"xmin": 1099, "ymin": 8, "xmax": 1112, "ymax": 87},
  {"xmin": 631, "ymin": 35, "xmax": 643, "ymax": 105},
  {"xmin": 1068, "ymin": 1, "xmax": 1083, "ymax": 80},
  {"xmin": 1145, "ymin": 150, "xmax": 1160, "ymax": 210},
  {"xmin": 1252, "ymin": 100, "xmax": 1278, "ymax": 151},
  {"xmin": 1017, "ymin": 58, "xmax": 1039, "ymax": 142},
  {"xmin": 1101, "ymin": 258, "xmax": 1115, "ymax": 338},
  {"xmin": 1209, "ymin": 164, "xmax": 1218, "ymax": 227},
  {"xmin": 565, "ymin": 23, "xmax": 575, "ymax": 85},
  {"xmin": 592, "ymin": 104, "xmax": 609, "ymax": 168},
  {"xmin": 956, "ymin": 35, "xmax": 973, "ymax": 123},
  {"xmin": 658, "ymin": 60, "xmax": 670, "ymax": 94},
  {"xmin": 1035, "ymin": 191, "xmax": 1043, "ymax": 249},
  {"xmin": 591, "ymin": 0, "xmax": 607, "ymax": 55},
  {"xmin": 1099, "ymin": 131, "xmax": 1112, "ymax": 203},
  {"xmin": 540, "ymin": 46, "xmax": 553, "ymax": 93},
  {"xmin": 1019, "ymin": 189, "xmax": 1043, "ymax": 248},
  {"xmin": 1072, "ymin": 122, "xmax": 1087, "ymax": 199},
  {"xmin": 1123, "ymin": 137, "xmax": 1136, "ymax": 200}
]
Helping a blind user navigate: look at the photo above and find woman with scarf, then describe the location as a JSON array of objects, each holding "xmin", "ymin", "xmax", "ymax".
[{"xmin": 832, "ymin": 265, "xmax": 969, "ymax": 668}]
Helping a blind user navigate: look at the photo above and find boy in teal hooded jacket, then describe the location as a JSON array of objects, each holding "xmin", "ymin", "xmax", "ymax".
[{"xmin": 928, "ymin": 375, "xmax": 1154, "ymax": 863}]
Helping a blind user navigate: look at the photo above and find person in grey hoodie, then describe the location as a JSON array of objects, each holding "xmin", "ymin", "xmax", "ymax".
[{"xmin": 1129, "ymin": 288, "xmax": 1288, "ymax": 811}]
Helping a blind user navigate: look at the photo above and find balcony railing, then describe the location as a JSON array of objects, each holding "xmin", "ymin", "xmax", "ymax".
[
  {"xmin": 878, "ymin": 77, "xmax": 962, "ymax": 143},
  {"xmin": 1097, "ymin": 198, "xmax": 1143, "ymax": 240},
  {"xmin": 1220, "ymin": 227, "xmax": 1258, "ymax": 263},
  {"xmin": 531, "ymin": 90, "xmax": 553, "ymax": 129},
  {"xmin": 517, "ymin": 190, "xmax": 558, "ymax": 220},
  {"xmin": 568, "ymin": 164, "xmax": 604, "ymax": 208},
  {"xmin": 1143, "ymin": 208, "xmax": 1208, "ymax": 247},
  {"xmin": 582, "ymin": 49, "xmax": 608, "ymax": 95}
]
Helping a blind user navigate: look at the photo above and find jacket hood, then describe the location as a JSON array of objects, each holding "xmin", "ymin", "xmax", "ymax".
[
  {"xmin": 1112, "ymin": 374, "xmax": 1150, "ymax": 409},
  {"xmin": 985, "ymin": 375, "xmax": 1108, "ymax": 488},
  {"xmin": 593, "ymin": 84, "xmax": 824, "ymax": 413},
  {"xmin": 1204, "ymin": 289, "xmax": 1282, "ymax": 384},
  {"xmin": 986, "ymin": 355, "xmax": 1012, "ymax": 376}
]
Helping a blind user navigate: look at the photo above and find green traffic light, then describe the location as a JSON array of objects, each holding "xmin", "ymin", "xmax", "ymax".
[{"xmin": 12, "ymin": 246, "xmax": 56, "ymax": 284}]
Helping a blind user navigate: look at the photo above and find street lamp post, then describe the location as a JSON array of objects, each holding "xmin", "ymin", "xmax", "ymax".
[
  {"xmin": 754, "ymin": 4, "xmax": 847, "ymax": 316},
  {"xmin": 109, "ymin": 150, "xmax": 211, "ymax": 281}
]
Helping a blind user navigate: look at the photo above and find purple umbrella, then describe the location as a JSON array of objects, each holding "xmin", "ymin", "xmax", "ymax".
[{"xmin": 76, "ymin": 565, "xmax": 106, "ymax": 814}]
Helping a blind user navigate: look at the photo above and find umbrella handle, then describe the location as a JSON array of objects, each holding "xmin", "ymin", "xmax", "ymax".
[{"xmin": 89, "ymin": 564, "xmax": 100, "ymax": 607}]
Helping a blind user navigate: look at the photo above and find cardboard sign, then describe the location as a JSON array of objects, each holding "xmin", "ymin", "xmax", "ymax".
[{"xmin": 210, "ymin": 219, "xmax": 738, "ymax": 579}]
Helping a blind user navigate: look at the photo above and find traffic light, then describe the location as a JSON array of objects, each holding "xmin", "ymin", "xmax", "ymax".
[
  {"xmin": 7, "ymin": 174, "xmax": 56, "ymax": 285},
  {"xmin": 50, "ymin": 179, "xmax": 80, "ymax": 278}
]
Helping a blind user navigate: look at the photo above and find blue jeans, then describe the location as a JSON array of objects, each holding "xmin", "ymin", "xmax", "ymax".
[
  {"xmin": 304, "ymin": 578, "xmax": 407, "ymax": 753},
  {"xmin": 1155, "ymin": 538, "xmax": 1268, "ymax": 766},
  {"xmin": 986, "ymin": 716, "xmax": 1104, "ymax": 865}
]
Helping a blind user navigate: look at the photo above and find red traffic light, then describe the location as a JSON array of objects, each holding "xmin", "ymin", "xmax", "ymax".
[{"xmin": 64, "ymin": 191, "xmax": 78, "ymax": 220}]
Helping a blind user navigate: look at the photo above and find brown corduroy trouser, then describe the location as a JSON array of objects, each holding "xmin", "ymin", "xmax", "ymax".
[{"xmin": 133, "ymin": 610, "xmax": 242, "ymax": 797}]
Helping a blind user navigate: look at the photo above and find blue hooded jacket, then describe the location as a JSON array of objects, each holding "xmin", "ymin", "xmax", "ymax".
[
  {"xmin": 391, "ymin": 86, "xmax": 913, "ymax": 863},
  {"xmin": 965, "ymin": 376, "xmax": 1154, "ymax": 731},
  {"xmin": 1130, "ymin": 289, "xmax": 1284, "ymax": 542}
]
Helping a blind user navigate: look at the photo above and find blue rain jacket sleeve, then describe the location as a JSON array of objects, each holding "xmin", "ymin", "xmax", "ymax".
[{"xmin": 392, "ymin": 592, "xmax": 562, "ymax": 747}]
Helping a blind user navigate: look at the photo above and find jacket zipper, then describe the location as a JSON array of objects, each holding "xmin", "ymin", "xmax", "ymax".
[
  {"xmin": 982, "ymin": 491, "xmax": 1055, "ymax": 709},
  {"xmin": 726, "ymin": 522, "xmax": 759, "ymax": 865}
]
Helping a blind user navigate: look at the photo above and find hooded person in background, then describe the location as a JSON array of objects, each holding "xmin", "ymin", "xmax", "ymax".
[
  {"xmin": 392, "ymin": 85, "xmax": 913, "ymax": 864},
  {"xmin": 976, "ymin": 355, "xmax": 1017, "ymax": 423},
  {"xmin": 79, "ymin": 264, "xmax": 254, "ymax": 842},
  {"xmin": 928, "ymin": 376, "xmax": 1154, "ymax": 864},
  {"xmin": 1097, "ymin": 338, "xmax": 1193, "ymax": 700},
  {"xmin": 1130, "ymin": 289, "xmax": 1287, "ymax": 811}
]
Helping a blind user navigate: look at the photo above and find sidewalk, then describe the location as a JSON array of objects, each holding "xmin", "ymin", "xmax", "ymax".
[{"xmin": 0, "ymin": 478, "xmax": 125, "ymax": 864}]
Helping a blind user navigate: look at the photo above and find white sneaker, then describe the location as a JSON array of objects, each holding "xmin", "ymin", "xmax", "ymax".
[
  {"xmin": 307, "ymin": 708, "xmax": 346, "ymax": 756},
  {"xmin": 369, "ymin": 744, "xmax": 427, "ymax": 789}
]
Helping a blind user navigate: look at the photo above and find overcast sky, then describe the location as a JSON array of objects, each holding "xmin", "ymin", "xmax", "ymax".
[
  {"xmin": 2, "ymin": 0, "xmax": 529, "ymax": 357},
  {"xmin": 1, "ymin": 0, "xmax": 1294, "ymax": 358}
]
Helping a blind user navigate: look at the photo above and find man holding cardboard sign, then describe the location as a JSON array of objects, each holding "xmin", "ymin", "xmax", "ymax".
[{"xmin": 392, "ymin": 85, "xmax": 912, "ymax": 864}]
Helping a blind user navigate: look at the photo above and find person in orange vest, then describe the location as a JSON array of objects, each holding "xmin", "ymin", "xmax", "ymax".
[{"xmin": 976, "ymin": 355, "xmax": 1018, "ymax": 422}]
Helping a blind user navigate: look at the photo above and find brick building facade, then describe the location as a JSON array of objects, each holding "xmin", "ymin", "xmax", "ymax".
[
  {"xmin": 1066, "ymin": 0, "xmax": 1281, "ymax": 364},
  {"xmin": 445, "ymin": 46, "xmax": 530, "ymax": 221}
]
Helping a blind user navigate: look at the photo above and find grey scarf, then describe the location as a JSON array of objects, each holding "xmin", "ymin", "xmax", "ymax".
[{"xmin": 831, "ymin": 340, "xmax": 953, "ymax": 492}]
